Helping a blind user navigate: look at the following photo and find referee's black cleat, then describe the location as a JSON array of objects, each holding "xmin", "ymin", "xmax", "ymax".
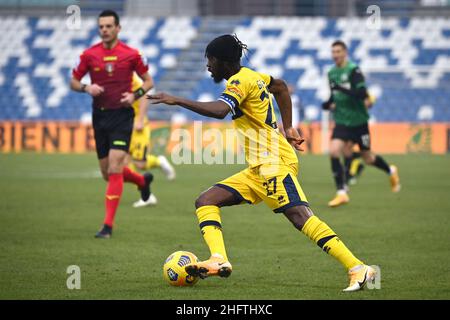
[
  {"xmin": 95, "ymin": 224, "xmax": 112, "ymax": 239},
  {"xmin": 140, "ymin": 172, "xmax": 154, "ymax": 202}
]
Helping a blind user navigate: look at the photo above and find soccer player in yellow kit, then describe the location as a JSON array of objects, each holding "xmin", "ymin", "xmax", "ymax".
[
  {"xmin": 148, "ymin": 35, "xmax": 376, "ymax": 291},
  {"xmin": 128, "ymin": 73, "xmax": 176, "ymax": 207}
]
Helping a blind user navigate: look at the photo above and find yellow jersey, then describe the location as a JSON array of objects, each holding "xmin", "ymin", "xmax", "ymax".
[
  {"xmin": 218, "ymin": 67, "xmax": 298, "ymax": 168},
  {"xmin": 131, "ymin": 73, "xmax": 148, "ymax": 123}
]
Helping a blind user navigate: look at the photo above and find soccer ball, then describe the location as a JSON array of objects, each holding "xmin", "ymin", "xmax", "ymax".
[{"xmin": 163, "ymin": 251, "xmax": 199, "ymax": 286}]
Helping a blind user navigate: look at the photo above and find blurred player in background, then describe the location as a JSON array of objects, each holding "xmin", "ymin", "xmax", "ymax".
[
  {"xmin": 149, "ymin": 35, "xmax": 377, "ymax": 292},
  {"xmin": 70, "ymin": 10, "xmax": 154, "ymax": 238},
  {"xmin": 128, "ymin": 73, "xmax": 176, "ymax": 209},
  {"xmin": 322, "ymin": 40, "xmax": 401, "ymax": 208},
  {"xmin": 345, "ymin": 94, "xmax": 377, "ymax": 185}
]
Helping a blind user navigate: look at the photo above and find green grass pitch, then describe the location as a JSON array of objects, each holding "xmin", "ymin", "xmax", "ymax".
[{"xmin": 0, "ymin": 153, "xmax": 449, "ymax": 299}]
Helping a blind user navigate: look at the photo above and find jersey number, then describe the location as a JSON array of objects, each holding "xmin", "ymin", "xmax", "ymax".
[
  {"xmin": 260, "ymin": 91, "xmax": 277, "ymax": 129},
  {"xmin": 361, "ymin": 134, "xmax": 370, "ymax": 148}
]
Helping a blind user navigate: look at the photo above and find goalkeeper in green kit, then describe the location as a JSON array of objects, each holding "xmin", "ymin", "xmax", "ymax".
[{"xmin": 322, "ymin": 40, "xmax": 401, "ymax": 208}]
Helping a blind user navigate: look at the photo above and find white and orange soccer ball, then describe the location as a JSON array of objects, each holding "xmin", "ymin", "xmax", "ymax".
[{"xmin": 163, "ymin": 251, "xmax": 199, "ymax": 286}]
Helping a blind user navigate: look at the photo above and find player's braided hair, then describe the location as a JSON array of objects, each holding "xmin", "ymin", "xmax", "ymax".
[{"xmin": 205, "ymin": 34, "xmax": 248, "ymax": 63}]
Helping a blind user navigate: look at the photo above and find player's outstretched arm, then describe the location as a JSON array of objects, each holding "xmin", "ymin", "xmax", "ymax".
[
  {"xmin": 268, "ymin": 79, "xmax": 305, "ymax": 151},
  {"xmin": 147, "ymin": 92, "xmax": 230, "ymax": 119},
  {"xmin": 268, "ymin": 78, "xmax": 292, "ymax": 129}
]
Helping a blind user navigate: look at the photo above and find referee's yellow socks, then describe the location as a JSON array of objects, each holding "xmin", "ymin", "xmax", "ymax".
[
  {"xmin": 196, "ymin": 205, "xmax": 228, "ymax": 261},
  {"xmin": 301, "ymin": 216, "xmax": 363, "ymax": 270}
]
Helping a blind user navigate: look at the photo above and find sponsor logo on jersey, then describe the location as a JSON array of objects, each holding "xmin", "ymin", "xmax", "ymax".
[{"xmin": 226, "ymin": 86, "xmax": 244, "ymax": 98}]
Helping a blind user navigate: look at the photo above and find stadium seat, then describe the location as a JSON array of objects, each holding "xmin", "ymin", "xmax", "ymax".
[{"xmin": 0, "ymin": 16, "xmax": 449, "ymax": 122}]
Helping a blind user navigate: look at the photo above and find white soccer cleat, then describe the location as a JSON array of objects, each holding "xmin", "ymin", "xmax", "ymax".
[
  {"xmin": 158, "ymin": 155, "xmax": 176, "ymax": 181},
  {"xmin": 133, "ymin": 193, "xmax": 158, "ymax": 208},
  {"xmin": 343, "ymin": 264, "xmax": 377, "ymax": 292}
]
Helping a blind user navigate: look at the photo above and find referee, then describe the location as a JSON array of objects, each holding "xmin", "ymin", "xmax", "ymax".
[
  {"xmin": 71, "ymin": 10, "xmax": 154, "ymax": 238},
  {"xmin": 323, "ymin": 40, "xmax": 400, "ymax": 208}
]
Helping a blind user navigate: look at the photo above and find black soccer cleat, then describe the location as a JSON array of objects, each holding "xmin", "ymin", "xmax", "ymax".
[
  {"xmin": 95, "ymin": 224, "xmax": 112, "ymax": 239},
  {"xmin": 140, "ymin": 172, "xmax": 154, "ymax": 202}
]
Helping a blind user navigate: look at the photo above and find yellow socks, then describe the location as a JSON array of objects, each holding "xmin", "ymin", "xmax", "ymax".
[
  {"xmin": 196, "ymin": 205, "xmax": 228, "ymax": 261},
  {"xmin": 145, "ymin": 155, "xmax": 161, "ymax": 169},
  {"xmin": 194, "ymin": 207, "xmax": 361, "ymax": 269},
  {"xmin": 302, "ymin": 216, "xmax": 363, "ymax": 270}
]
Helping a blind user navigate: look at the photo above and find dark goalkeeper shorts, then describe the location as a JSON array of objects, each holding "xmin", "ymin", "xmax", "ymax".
[
  {"xmin": 92, "ymin": 107, "xmax": 135, "ymax": 159},
  {"xmin": 332, "ymin": 123, "xmax": 371, "ymax": 151}
]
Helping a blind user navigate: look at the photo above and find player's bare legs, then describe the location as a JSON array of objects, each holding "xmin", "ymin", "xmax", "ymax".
[
  {"xmin": 283, "ymin": 205, "xmax": 376, "ymax": 291},
  {"xmin": 185, "ymin": 186, "xmax": 239, "ymax": 278},
  {"xmin": 343, "ymin": 141, "xmax": 354, "ymax": 159},
  {"xmin": 98, "ymin": 157, "xmax": 110, "ymax": 181},
  {"xmin": 360, "ymin": 150, "xmax": 401, "ymax": 192},
  {"xmin": 329, "ymin": 138, "xmax": 350, "ymax": 207},
  {"xmin": 283, "ymin": 204, "xmax": 314, "ymax": 229}
]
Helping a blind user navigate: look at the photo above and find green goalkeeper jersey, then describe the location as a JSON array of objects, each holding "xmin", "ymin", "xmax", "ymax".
[{"xmin": 328, "ymin": 61, "xmax": 369, "ymax": 127}]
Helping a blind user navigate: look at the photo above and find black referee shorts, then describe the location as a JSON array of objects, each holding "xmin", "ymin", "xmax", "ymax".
[
  {"xmin": 331, "ymin": 123, "xmax": 371, "ymax": 151},
  {"xmin": 92, "ymin": 107, "xmax": 134, "ymax": 159}
]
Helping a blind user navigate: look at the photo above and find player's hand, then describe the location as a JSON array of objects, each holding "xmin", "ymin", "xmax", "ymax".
[
  {"xmin": 134, "ymin": 119, "xmax": 144, "ymax": 131},
  {"xmin": 86, "ymin": 84, "xmax": 104, "ymax": 97},
  {"xmin": 364, "ymin": 96, "xmax": 374, "ymax": 109},
  {"xmin": 285, "ymin": 126, "xmax": 305, "ymax": 152},
  {"xmin": 120, "ymin": 92, "xmax": 135, "ymax": 107},
  {"xmin": 147, "ymin": 92, "xmax": 178, "ymax": 105}
]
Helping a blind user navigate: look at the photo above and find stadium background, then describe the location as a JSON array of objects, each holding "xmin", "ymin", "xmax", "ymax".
[{"xmin": 0, "ymin": 0, "xmax": 449, "ymax": 155}]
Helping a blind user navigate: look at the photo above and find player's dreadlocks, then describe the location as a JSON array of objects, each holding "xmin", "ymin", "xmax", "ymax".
[{"xmin": 205, "ymin": 34, "xmax": 248, "ymax": 63}]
